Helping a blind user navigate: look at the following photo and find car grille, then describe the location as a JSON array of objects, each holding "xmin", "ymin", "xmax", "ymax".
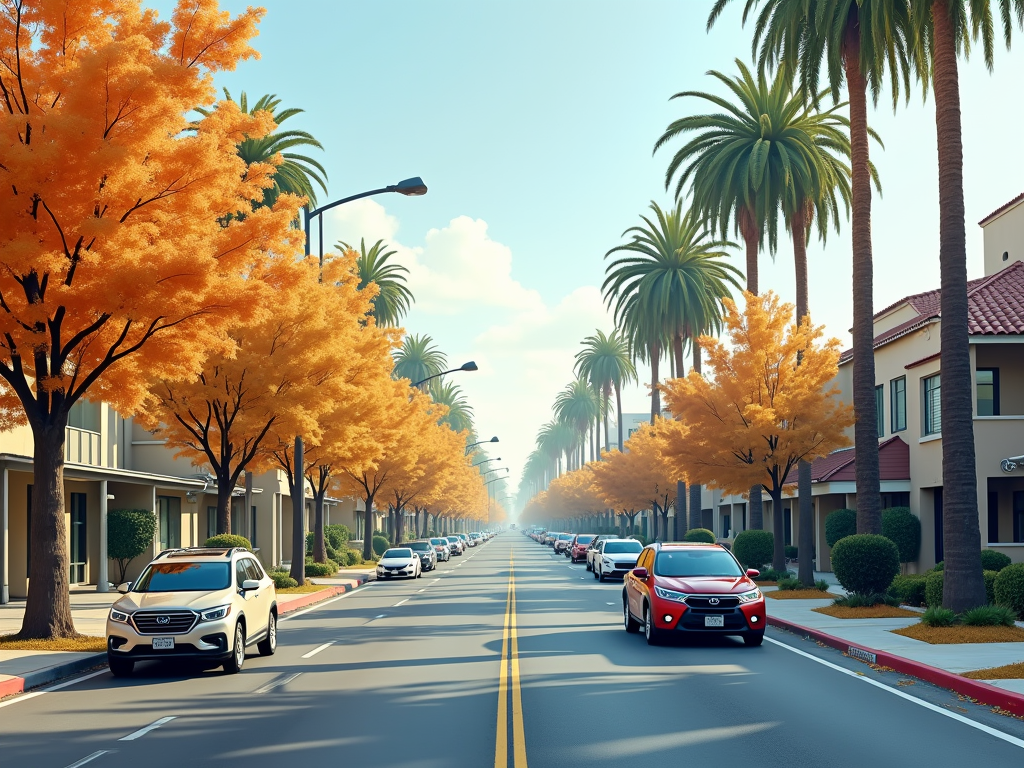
[
  {"xmin": 685, "ymin": 596, "xmax": 740, "ymax": 609},
  {"xmin": 679, "ymin": 607, "xmax": 747, "ymax": 631},
  {"xmin": 614, "ymin": 562, "xmax": 634, "ymax": 570},
  {"xmin": 132, "ymin": 610, "xmax": 198, "ymax": 635}
]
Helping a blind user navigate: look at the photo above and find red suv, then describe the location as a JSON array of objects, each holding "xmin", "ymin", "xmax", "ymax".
[
  {"xmin": 569, "ymin": 534, "xmax": 596, "ymax": 563},
  {"xmin": 622, "ymin": 542, "xmax": 766, "ymax": 647}
]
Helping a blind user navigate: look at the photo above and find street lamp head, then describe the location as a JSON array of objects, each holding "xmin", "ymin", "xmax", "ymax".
[
  {"xmin": 394, "ymin": 177, "xmax": 428, "ymax": 196},
  {"xmin": 489, "ymin": 436, "xmax": 499, "ymax": 443},
  {"xmin": 460, "ymin": 361, "xmax": 478, "ymax": 372}
]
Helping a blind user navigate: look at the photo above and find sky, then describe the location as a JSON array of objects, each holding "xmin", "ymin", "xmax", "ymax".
[{"xmin": 156, "ymin": 0, "xmax": 1024, "ymax": 508}]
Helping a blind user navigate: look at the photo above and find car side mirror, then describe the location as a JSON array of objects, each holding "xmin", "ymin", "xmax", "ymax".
[
  {"xmin": 746, "ymin": 569, "xmax": 760, "ymax": 579},
  {"xmin": 241, "ymin": 579, "xmax": 260, "ymax": 591},
  {"xmin": 632, "ymin": 567, "xmax": 648, "ymax": 579},
  {"xmin": 117, "ymin": 582, "xmax": 132, "ymax": 594}
]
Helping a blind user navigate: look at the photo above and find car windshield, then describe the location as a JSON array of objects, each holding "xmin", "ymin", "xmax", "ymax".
[
  {"xmin": 576, "ymin": 535, "xmax": 595, "ymax": 545},
  {"xmin": 408, "ymin": 542, "xmax": 431, "ymax": 551},
  {"xmin": 430, "ymin": 539, "xmax": 445, "ymax": 545},
  {"xmin": 383, "ymin": 549, "xmax": 413, "ymax": 559},
  {"xmin": 655, "ymin": 549, "xmax": 742, "ymax": 577},
  {"xmin": 447, "ymin": 538, "xmax": 459, "ymax": 543},
  {"xmin": 603, "ymin": 541, "xmax": 643, "ymax": 554},
  {"xmin": 558, "ymin": 534, "xmax": 573, "ymax": 540},
  {"xmin": 133, "ymin": 562, "xmax": 231, "ymax": 593}
]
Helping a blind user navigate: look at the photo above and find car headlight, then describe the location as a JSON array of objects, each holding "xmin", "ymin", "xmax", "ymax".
[
  {"xmin": 654, "ymin": 586, "xmax": 689, "ymax": 603},
  {"xmin": 738, "ymin": 588, "xmax": 762, "ymax": 603},
  {"xmin": 200, "ymin": 605, "xmax": 231, "ymax": 622},
  {"xmin": 109, "ymin": 608, "xmax": 131, "ymax": 623}
]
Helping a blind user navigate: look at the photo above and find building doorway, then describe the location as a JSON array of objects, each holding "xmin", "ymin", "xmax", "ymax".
[
  {"xmin": 69, "ymin": 493, "xmax": 87, "ymax": 584},
  {"xmin": 158, "ymin": 496, "xmax": 181, "ymax": 550},
  {"xmin": 934, "ymin": 488, "xmax": 944, "ymax": 564}
]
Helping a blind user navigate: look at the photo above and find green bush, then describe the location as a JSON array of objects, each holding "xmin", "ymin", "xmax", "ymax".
[
  {"xmin": 888, "ymin": 574, "xmax": 928, "ymax": 607},
  {"xmin": 933, "ymin": 561, "xmax": 944, "ymax": 571},
  {"xmin": 961, "ymin": 605, "xmax": 1016, "ymax": 627},
  {"xmin": 372, "ymin": 530, "xmax": 391, "ymax": 545},
  {"xmin": 326, "ymin": 544, "xmax": 345, "ymax": 564},
  {"xmin": 925, "ymin": 570, "xmax": 944, "ymax": 608},
  {"xmin": 753, "ymin": 567, "xmax": 790, "ymax": 582},
  {"xmin": 107, "ymin": 509, "xmax": 157, "ymax": 583},
  {"xmin": 733, "ymin": 530, "xmax": 774, "ymax": 569},
  {"xmin": 832, "ymin": 592, "xmax": 898, "ymax": 608},
  {"xmin": 881, "ymin": 507, "xmax": 921, "ymax": 563},
  {"xmin": 984, "ymin": 569, "xmax": 998, "ymax": 605},
  {"xmin": 304, "ymin": 559, "xmax": 339, "ymax": 577},
  {"xmin": 994, "ymin": 563, "xmax": 1024, "ymax": 619},
  {"xmin": 921, "ymin": 606, "xmax": 956, "ymax": 627},
  {"xmin": 824, "ymin": 508, "xmax": 857, "ymax": 548},
  {"xmin": 683, "ymin": 528, "xmax": 716, "ymax": 544},
  {"xmin": 830, "ymin": 534, "xmax": 901, "ymax": 596},
  {"xmin": 345, "ymin": 550, "xmax": 363, "ymax": 566},
  {"xmin": 372, "ymin": 535, "xmax": 390, "ymax": 556},
  {"xmin": 980, "ymin": 549, "xmax": 1012, "ymax": 572},
  {"xmin": 271, "ymin": 572, "xmax": 298, "ymax": 589},
  {"xmin": 784, "ymin": 545, "xmax": 798, "ymax": 560},
  {"xmin": 777, "ymin": 577, "xmax": 803, "ymax": 591},
  {"xmin": 325, "ymin": 524, "xmax": 351, "ymax": 550},
  {"xmin": 203, "ymin": 534, "xmax": 252, "ymax": 551},
  {"xmin": 814, "ymin": 579, "xmax": 831, "ymax": 592}
]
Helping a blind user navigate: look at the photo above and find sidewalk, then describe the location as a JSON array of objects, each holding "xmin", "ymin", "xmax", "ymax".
[{"xmin": 764, "ymin": 587, "xmax": 1024, "ymax": 713}]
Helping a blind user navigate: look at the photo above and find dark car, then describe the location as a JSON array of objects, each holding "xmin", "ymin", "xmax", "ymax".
[{"xmin": 407, "ymin": 540, "xmax": 437, "ymax": 571}]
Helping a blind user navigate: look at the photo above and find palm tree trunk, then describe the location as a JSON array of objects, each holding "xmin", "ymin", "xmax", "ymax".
[
  {"xmin": 692, "ymin": 338, "xmax": 701, "ymax": 376},
  {"xmin": 932, "ymin": 0, "xmax": 985, "ymax": 613},
  {"xmin": 738, "ymin": 205, "xmax": 759, "ymax": 296},
  {"xmin": 672, "ymin": 333, "xmax": 685, "ymax": 379},
  {"xmin": 603, "ymin": 384, "xmax": 611, "ymax": 453},
  {"xmin": 843, "ymin": 22, "xmax": 883, "ymax": 536},
  {"xmin": 650, "ymin": 341, "xmax": 661, "ymax": 420},
  {"xmin": 615, "ymin": 383, "xmax": 624, "ymax": 451},
  {"xmin": 792, "ymin": 206, "xmax": 815, "ymax": 585}
]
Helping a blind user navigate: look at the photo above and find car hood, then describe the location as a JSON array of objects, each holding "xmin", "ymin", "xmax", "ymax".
[
  {"xmin": 657, "ymin": 575, "xmax": 756, "ymax": 594},
  {"xmin": 603, "ymin": 551, "xmax": 641, "ymax": 561},
  {"xmin": 379, "ymin": 557, "xmax": 415, "ymax": 566},
  {"xmin": 114, "ymin": 590, "xmax": 233, "ymax": 613}
]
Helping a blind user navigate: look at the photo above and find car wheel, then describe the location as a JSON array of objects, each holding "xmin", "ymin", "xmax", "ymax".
[
  {"xmin": 643, "ymin": 603, "xmax": 662, "ymax": 646},
  {"xmin": 743, "ymin": 632, "xmax": 764, "ymax": 647},
  {"xmin": 593, "ymin": 566, "xmax": 599, "ymax": 580},
  {"xmin": 586, "ymin": 560, "xmax": 592, "ymax": 572},
  {"xmin": 223, "ymin": 621, "xmax": 246, "ymax": 674},
  {"xmin": 623, "ymin": 595, "xmax": 641, "ymax": 633},
  {"xmin": 108, "ymin": 656, "xmax": 134, "ymax": 677},
  {"xmin": 257, "ymin": 612, "xmax": 277, "ymax": 656},
  {"xmin": 416, "ymin": 568, "xmax": 422, "ymax": 578}
]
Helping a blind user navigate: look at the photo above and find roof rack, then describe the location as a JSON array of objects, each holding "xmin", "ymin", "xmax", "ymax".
[{"xmin": 159, "ymin": 546, "xmax": 240, "ymax": 559}]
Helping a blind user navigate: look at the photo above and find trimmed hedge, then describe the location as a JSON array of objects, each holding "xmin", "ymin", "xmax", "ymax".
[
  {"xmin": 304, "ymin": 559, "xmax": 339, "ymax": 577},
  {"xmin": 980, "ymin": 549, "xmax": 1012, "ymax": 572},
  {"xmin": 326, "ymin": 524, "xmax": 352, "ymax": 549},
  {"xmin": 108, "ymin": 509, "xmax": 157, "ymax": 583},
  {"xmin": 824, "ymin": 509, "xmax": 857, "ymax": 548},
  {"xmin": 925, "ymin": 570, "xmax": 944, "ymax": 608},
  {"xmin": 784, "ymin": 545, "xmax": 798, "ymax": 560},
  {"xmin": 345, "ymin": 550, "xmax": 363, "ymax": 566},
  {"xmin": 994, "ymin": 563, "xmax": 1024, "ymax": 619},
  {"xmin": 204, "ymin": 534, "xmax": 252, "ymax": 551},
  {"xmin": 271, "ymin": 572, "xmax": 298, "ymax": 589},
  {"xmin": 372, "ymin": 535, "xmax": 390, "ymax": 556},
  {"xmin": 984, "ymin": 569, "xmax": 998, "ymax": 605},
  {"xmin": 683, "ymin": 528, "xmax": 716, "ymax": 544},
  {"xmin": 830, "ymin": 534, "xmax": 900, "ymax": 596},
  {"xmin": 881, "ymin": 507, "xmax": 920, "ymax": 563},
  {"xmin": 888, "ymin": 574, "xmax": 927, "ymax": 607},
  {"xmin": 733, "ymin": 530, "xmax": 774, "ymax": 570}
]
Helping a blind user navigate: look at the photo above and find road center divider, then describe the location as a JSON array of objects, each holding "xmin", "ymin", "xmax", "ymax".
[{"xmin": 495, "ymin": 552, "xmax": 528, "ymax": 768}]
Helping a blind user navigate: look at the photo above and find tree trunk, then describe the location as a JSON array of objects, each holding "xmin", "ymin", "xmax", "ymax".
[
  {"xmin": 770, "ymin": 487, "xmax": 786, "ymax": 572},
  {"xmin": 792, "ymin": 205, "xmax": 816, "ymax": 586},
  {"xmin": 692, "ymin": 338, "xmax": 701, "ymax": 376},
  {"xmin": 289, "ymin": 437, "xmax": 306, "ymax": 585},
  {"xmin": 843, "ymin": 22, "xmax": 882, "ymax": 535},
  {"xmin": 19, "ymin": 425, "xmax": 76, "ymax": 639},
  {"xmin": 313, "ymin": 491, "xmax": 327, "ymax": 563},
  {"xmin": 675, "ymin": 480, "xmax": 685, "ymax": 540},
  {"xmin": 215, "ymin": 467, "xmax": 233, "ymax": 535},
  {"xmin": 932, "ymin": 0, "xmax": 986, "ymax": 612},
  {"xmin": 650, "ymin": 341, "xmax": 661, "ymax": 420},
  {"xmin": 739, "ymin": 205, "xmax": 759, "ymax": 296},
  {"xmin": 615, "ymin": 383, "xmax": 624, "ymax": 451},
  {"xmin": 672, "ymin": 333, "xmax": 685, "ymax": 379},
  {"xmin": 651, "ymin": 503, "xmax": 659, "ymax": 540},
  {"xmin": 362, "ymin": 495, "xmax": 376, "ymax": 561},
  {"xmin": 689, "ymin": 482, "xmax": 702, "ymax": 531},
  {"xmin": 749, "ymin": 485, "xmax": 763, "ymax": 530},
  {"xmin": 603, "ymin": 384, "xmax": 611, "ymax": 452}
]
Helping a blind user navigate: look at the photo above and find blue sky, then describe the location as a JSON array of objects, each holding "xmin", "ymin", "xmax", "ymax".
[{"xmin": 154, "ymin": 1, "xmax": 1024, "ymax": 503}]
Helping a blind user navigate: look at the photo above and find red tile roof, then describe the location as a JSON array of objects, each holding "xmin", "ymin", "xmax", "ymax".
[
  {"xmin": 979, "ymin": 192, "xmax": 1024, "ymax": 227},
  {"xmin": 784, "ymin": 436, "xmax": 910, "ymax": 485}
]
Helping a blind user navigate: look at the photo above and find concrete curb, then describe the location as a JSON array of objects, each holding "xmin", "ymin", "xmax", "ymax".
[
  {"xmin": 0, "ymin": 574, "xmax": 371, "ymax": 699},
  {"xmin": 767, "ymin": 615, "xmax": 1024, "ymax": 717}
]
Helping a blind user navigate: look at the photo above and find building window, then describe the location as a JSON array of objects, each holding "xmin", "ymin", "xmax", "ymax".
[
  {"xmin": 1015, "ymin": 491, "xmax": 1024, "ymax": 544},
  {"xmin": 69, "ymin": 493, "xmax": 87, "ymax": 584},
  {"xmin": 976, "ymin": 368, "xmax": 1000, "ymax": 416},
  {"xmin": 923, "ymin": 374, "xmax": 941, "ymax": 435},
  {"xmin": 67, "ymin": 400, "xmax": 100, "ymax": 431},
  {"xmin": 158, "ymin": 496, "xmax": 181, "ymax": 550},
  {"xmin": 875, "ymin": 385, "xmax": 884, "ymax": 437},
  {"xmin": 26, "ymin": 484, "xmax": 31, "ymax": 572},
  {"xmin": 891, "ymin": 377, "xmax": 907, "ymax": 432},
  {"xmin": 207, "ymin": 506, "xmax": 217, "ymax": 540}
]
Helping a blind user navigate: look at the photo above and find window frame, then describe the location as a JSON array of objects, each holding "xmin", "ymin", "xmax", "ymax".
[
  {"xmin": 890, "ymin": 376, "xmax": 907, "ymax": 432},
  {"xmin": 923, "ymin": 374, "xmax": 942, "ymax": 436},
  {"xmin": 976, "ymin": 367, "xmax": 1000, "ymax": 417},
  {"xmin": 875, "ymin": 385, "xmax": 885, "ymax": 438}
]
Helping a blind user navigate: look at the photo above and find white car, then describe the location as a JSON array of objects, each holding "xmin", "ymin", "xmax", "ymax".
[
  {"xmin": 376, "ymin": 548, "xmax": 422, "ymax": 580},
  {"xmin": 593, "ymin": 539, "xmax": 644, "ymax": 582}
]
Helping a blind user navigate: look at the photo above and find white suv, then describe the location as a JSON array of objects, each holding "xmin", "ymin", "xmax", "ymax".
[{"xmin": 105, "ymin": 546, "xmax": 277, "ymax": 677}]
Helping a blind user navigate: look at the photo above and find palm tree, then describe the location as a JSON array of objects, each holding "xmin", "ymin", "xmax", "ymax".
[
  {"xmin": 430, "ymin": 380, "xmax": 475, "ymax": 434},
  {"xmin": 197, "ymin": 90, "xmax": 328, "ymax": 218},
  {"xmin": 709, "ymin": 1, "xmax": 919, "ymax": 538},
  {"xmin": 393, "ymin": 334, "xmax": 447, "ymax": 389},
  {"xmin": 536, "ymin": 421, "xmax": 579, "ymax": 478},
  {"xmin": 341, "ymin": 238, "xmax": 414, "ymax": 327},
  {"xmin": 554, "ymin": 380, "xmax": 600, "ymax": 470},
  {"xmin": 575, "ymin": 330, "xmax": 637, "ymax": 452}
]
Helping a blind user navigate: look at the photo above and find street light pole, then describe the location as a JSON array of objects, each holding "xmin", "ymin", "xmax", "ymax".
[
  {"xmin": 466, "ymin": 436, "xmax": 499, "ymax": 454},
  {"xmin": 472, "ymin": 456, "xmax": 501, "ymax": 468},
  {"xmin": 412, "ymin": 360, "xmax": 478, "ymax": 389}
]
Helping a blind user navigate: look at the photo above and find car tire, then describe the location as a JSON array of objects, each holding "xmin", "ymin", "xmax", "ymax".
[
  {"xmin": 743, "ymin": 632, "xmax": 764, "ymax": 647},
  {"xmin": 593, "ymin": 566, "xmax": 600, "ymax": 580},
  {"xmin": 643, "ymin": 603, "xmax": 662, "ymax": 646},
  {"xmin": 586, "ymin": 560, "xmax": 592, "ymax": 572},
  {"xmin": 223, "ymin": 621, "xmax": 246, "ymax": 674},
  {"xmin": 623, "ymin": 596, "xmax": 641, "ymax": 633},
  {"xmin": 257, "ymin": 612, "xmax": 277, "ymax": 656},
  {"xmin": 108, "ymin": 656, "xmax": 134, "ymax": 678}
]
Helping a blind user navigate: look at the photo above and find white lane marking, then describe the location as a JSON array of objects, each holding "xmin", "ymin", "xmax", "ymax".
[
  {"xmin": 0, "ymin": 669, "xmax": 108, "ymax": 711},
  {"xmin": 417, "ymin": 588, "xmax": 426, "ymax": 593},
  {"xmin": 393, "ymin": 599, "xmax": 409, "ymax": 607},
  {"xmin": 605, "ymin": 602, "xmax": 615, "ymax": 605},
  {"xmin": 764, "ymin": 636, "xmax": 1024, "ymax": 749},
  {"xmin": 254, "ymin": 672, "xmax": 302, "ymax": 695},
  {"xmin": 118, "ymin": 716, "xmax": 177, "ymax": 741},
  {"xmin": 373, "ymin": 614, "xmax": 386, "ymax": 620},
  {"xmin": 63, "ymin": 751, "xmax": 109, "ymax": 768},
  {"xmin": 301, "ymin": 642, "xmax": 334, "ymax": 659}
]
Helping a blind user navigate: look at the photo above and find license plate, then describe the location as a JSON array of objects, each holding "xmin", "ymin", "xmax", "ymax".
[
  {"xmin": 152, "ymin": 637, "xmax": 174, "ymax": 649},
  {"xmin": 704, "ymin": 615, "xmax": 725, "ymax": 628}
]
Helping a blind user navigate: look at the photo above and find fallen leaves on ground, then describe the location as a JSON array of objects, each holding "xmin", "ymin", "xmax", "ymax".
[
  {"xmin": 963, "ymin": 661, "xmax": 1024, "ymax": 680},
  {"xmin": 814, "ymin": 605, "xmax": 919, "ymax": 619},
  {"xmin": 764, "ymin": 589, "xmax": 834, "ymax": 600}
]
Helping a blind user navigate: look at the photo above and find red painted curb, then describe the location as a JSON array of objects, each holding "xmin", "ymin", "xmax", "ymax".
[
  {"xmin": 768, "ymin": 615, "xmax": 1024, "ymax": 717},
  {"xmin": 0, "ymin": 677, "xmax": 25, "ymax": 698},
  {"xmin": 278, "ymin": 575, "xmax": 370, "ymax": 616}
]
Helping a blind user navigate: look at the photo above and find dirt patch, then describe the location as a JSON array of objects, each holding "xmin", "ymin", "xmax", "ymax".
[
  {"xmin": 963, "ymin": 662, "xmax": 1024, "ymax": 680},
  {"xmin": 764, "ymin": 589, "xmax": 833, "ymax": 600},
  {"xmin": 814, "ymin": 605, "xmax": 919, "ymax": 619},
  {"xmin": 892, "ymin": 624, "xmax": 1024, "ymax": 644},
  {"xmin": 0, "ymin": 634, "xmax": 106, "ymax": 653}
]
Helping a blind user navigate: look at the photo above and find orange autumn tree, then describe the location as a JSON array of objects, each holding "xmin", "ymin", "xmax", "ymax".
[
  {"xmin": 660, "ymin": 292, "xmax": 854, "ymax": 572},
  {"xmin": 0, "ymin": 0, "xmax": 280, "ymax": 639},
  {"xmin": 546, "ymin": 465, "xmax": 605, "ymax": 528},
  {"xmin": 624, "ymin": 421, "xmax": 679, "ymax": 540},
  {"xmin": 591, "ymin": 449, "xmax": 653, "ymax": 535}
]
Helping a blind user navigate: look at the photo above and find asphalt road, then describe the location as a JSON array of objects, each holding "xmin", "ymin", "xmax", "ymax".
[{"xmin": 1, "ymin": 534, "xmax": 1024, "ymax": 767}]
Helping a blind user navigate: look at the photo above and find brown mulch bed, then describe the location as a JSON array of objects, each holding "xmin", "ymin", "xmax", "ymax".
[
  {"xmin": 813, "ymin": 605, "xmax": 920, "ymax": 619},
  {"xmin": 0, "ymin": 634, "xmax": 106, "ymax": 652},
  {"xmin": 753, "ymin": 580, "xmax": 779, "ymax": 587},
  {"xmin": 892, "ymin": 624, "xmax": 1024, "ymax": 644},
  {"xmin": 276, "ymin": 584, "xmax": 333, "ymax": 594},
  {"xmin": 764, "ymin": 589, "xmax": 834, "ymax": 600},
  {"xmin": 963, "ymin": 662, "xmax": 1024, "ymax": 680}
]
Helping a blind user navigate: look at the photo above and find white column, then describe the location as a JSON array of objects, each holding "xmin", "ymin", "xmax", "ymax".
[
  {"xmin": 275, "ymin": 492, "xmax": 283, "ymax": 567},
  {"xmin": 1, "ymin": 466, "xmax": 8, "ymax": 604},
  {"xmin": 97, "ymin": 479, "xmax": 108, "ymax": 592}
]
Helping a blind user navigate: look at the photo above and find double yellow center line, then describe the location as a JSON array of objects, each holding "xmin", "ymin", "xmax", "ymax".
[{"xmin": 495, "ymin": 552, "xmax": 528, "ymax": 768}]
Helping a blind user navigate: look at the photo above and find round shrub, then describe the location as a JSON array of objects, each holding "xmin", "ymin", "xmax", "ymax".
[
  {"xmin": 933, "ymin": 561, "xmax": 944, "ymax": 571},
  {"xmin": 777, "ymin": 577, "xmax": 803, "ymax": 591},
  {"xmin": 984, "ymin": 569, "xmax": 998, "ymax": 605},
  {"xmin": 304, "ymin": 559, "xmax": 339, "ymax": 578},
  {"xmin": 825, "ymin": 509, "xmax": 857, "ymax": 548},
  {"xmin": 204, "ymin": 534, "xmax": 252, "ymax": 551},
  {"xmin": 881, "ymin": 507, "xmax": 921, "ymax": 563},
  {"xmin": 372, "ymin": 535, "xmax": 390, "ymax": 556},
  {"xmin": 784, "ymin": 545, "xmax": 798, "ymax": 560},
  {"xmin": 921, "ymin": 606, "xmax": 955, "ymax": 627},
  {"xmin": 830, "ymin": 534, "xmax": 901, "ymax": 596},
  {"xmin": 108, "ymin": 509, "xmax": 157, "ymax": 583},
  {"xmin": 325, "ymin": 524, "xmax": 351, "ymax": 550},
  {"xmin": 271, "ymin": 572, "xmax": 298, "ymax": 589},
  {"xmin": 925, "ymin": 570, "xmax": 944, "ymax": 608},
  {"xmin": 345, "ymin": 550, "xmax": 363, "ymax": 566},
  {"xmin": 980, "ymin": 549, "xmax": 1012, "ymax": 572},
  {"xmin": 683, "ymin": 528, "xmax": 716, "ymax": 544},
  {"xmin": 733, "ymin": 530, "xmax": 774, "ymax": 569},
  {"xmin": 888, "ymin": 574, "xmax": 927, "ymax": 607},
  {"xmin": 994, "ymin": 563, "xmax": 1024, "ymax": 619}
]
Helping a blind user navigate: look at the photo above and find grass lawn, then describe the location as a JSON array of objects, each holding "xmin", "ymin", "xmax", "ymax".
[
  {"xmin": 892, "ymin": 624, "xmax": 1024, "ymax": 644},
  {"xmin": 764, "ymin": 589, "xmax": 833, "ymax": 600},
  {"xmin": 0, "ymin": 634, "xmax": 106, "ymax": 653},
  {"xmin": 276, "ymin": 584, "xmax": 334, "ymax": 595},
  {"xmin": 963, "ymin": 662, "xmax": 1024, "ymax": 680},
  {"xmin": 814, "ymin": 605, "xmax": 920, "ymax": 619}
]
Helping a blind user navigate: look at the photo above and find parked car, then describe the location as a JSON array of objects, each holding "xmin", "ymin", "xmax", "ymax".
[
  {"xmin": 585, "ymin": 535, "xmax": 619, "ymax": 572},
  {"xmin": 569, "ymin": 534, "xmax": 596, "ymax": 563},
  {"xmin": 105, "ymin": 545, "xmax": 277, "ymax": 677},
  {"xmin": 457, "ymin": 533, "xmax": 470, "ymax": 549},
  {"xmin": 553, "ymin": 533, "xmax": 575, "ymax": 555},
  {"xmin": 622, "ymin": 542, "xmax": 766, "ymax": 646},
  {"xmin": 406, "ymin": 540, "xmax": 437, "ymax": 571},
  {"xmin": 543, "ymin": 532, "xmax": 558, "ymax": 546},
  {"xmin": 376, "ymin": 548, "xmax": 422, "ymax": 580},
  {"xmin": 592, "ymin": 539, "xmax": 644, "ymax": 582},
  {"xmin": 430, "ymin": 537, "xmax": 452, "ymax": 562},
  {"xmin": 469, "ymin": 532, "xmax": 483, "ymax": 546},
  {"xmin": 445, "ymin": 536, "xmax": 464, "ymax": 555}
]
